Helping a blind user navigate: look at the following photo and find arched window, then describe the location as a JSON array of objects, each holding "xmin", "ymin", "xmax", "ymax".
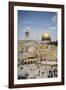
[
  {"xmin": 31, "ymin": 61, "xmax": 32, "ymax": 64},
  {"xmin": 28, "ymin": 61, "xmax": 30, "ymax": 64},
  {"xmin": 24, "ymin": 62, "xmax": 27, "ymax": 64}
]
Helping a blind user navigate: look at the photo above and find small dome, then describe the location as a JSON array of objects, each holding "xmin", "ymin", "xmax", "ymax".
[{"xmin": 42, "ymin": 32, "xmax": 51, "ymax": 41}]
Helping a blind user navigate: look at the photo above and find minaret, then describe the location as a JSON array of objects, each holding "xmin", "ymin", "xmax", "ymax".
[
  {"xmin": 24, "ymin": 26, "xmax": 30, "ymax": 52},
  {"xmin": 25, "ymin": 26, "xmax": 30, "ymax": 40}
]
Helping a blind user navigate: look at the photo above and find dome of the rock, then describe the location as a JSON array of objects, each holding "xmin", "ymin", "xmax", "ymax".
[{"xmin": 42, "ymin": 32, "xmax": 51, "ymax": 41}]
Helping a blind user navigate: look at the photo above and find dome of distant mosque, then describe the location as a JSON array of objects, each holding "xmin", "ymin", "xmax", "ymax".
[{"xmin": 42, "ymin": 32, "xmax": 51, "ymax": 41}]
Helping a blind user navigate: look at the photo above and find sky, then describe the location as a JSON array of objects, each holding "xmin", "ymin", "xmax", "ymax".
[{"xmin": 18, "ymin": 10, "xmax": 57, "ymax": 41}]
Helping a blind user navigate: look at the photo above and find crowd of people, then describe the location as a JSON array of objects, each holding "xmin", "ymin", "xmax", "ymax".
[{"xmin": 18, "ymin": 63, "xmax": 58, "ymax": 79}]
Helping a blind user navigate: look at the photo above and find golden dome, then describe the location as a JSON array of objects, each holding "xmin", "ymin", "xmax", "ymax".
[{"xmin": 42, "ymin": 32, "xmax": 51, "ymax": 41}]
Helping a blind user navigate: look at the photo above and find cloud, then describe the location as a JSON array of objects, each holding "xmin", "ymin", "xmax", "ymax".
[
  {"xmin": 22, "ymin": 21, "xmax": 32, "ymax": 24},
  {"xmin": 49, "ymin": 26, "xmax": 56, "ymax": 30},
  {"xmin": 52, "ymin": 15, "xmax": 57, "ymax": 23},
  {"xmin": 43, "ymin": 23, "xmax": 50, "ymax": 26}
]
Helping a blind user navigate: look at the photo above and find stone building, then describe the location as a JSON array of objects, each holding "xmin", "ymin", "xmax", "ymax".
[{"xmin": 18, "ymin": 28, "xmax": 58, "ymax": 79}]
